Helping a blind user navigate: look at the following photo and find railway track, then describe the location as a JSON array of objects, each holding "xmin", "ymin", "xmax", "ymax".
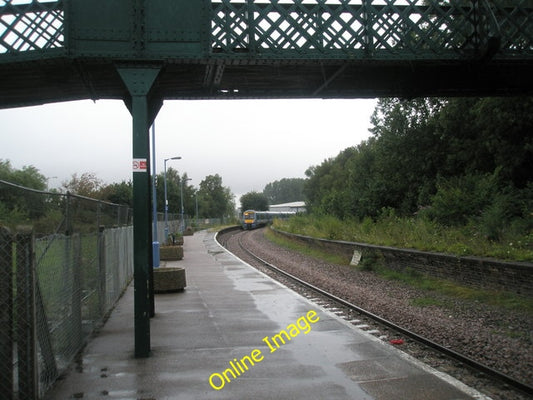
[{"xmin": 217, "ymin": 226, "xmax": 533, "ymax": 400}]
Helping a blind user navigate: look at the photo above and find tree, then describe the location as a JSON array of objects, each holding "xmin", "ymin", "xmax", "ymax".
[
  {"xmin": 153, "ymin": 169, "xmax": 234, "ymax": 219},
  {"xmin": 0, "ymin": 160, "xmax": 48, "ymax": 222},
  {"xmin": 369, "ymin": 97, "xmax": 446, "ymax": 214},
  {"xmin": 240, "ymin": 191, "xmax": 269, "ymax": 212},
  {"xmin": 197, "ymin": 174, "xmax": 234, "ymax": 219},
  {"xmin": 180, "ymin": 173, "xmax": 196, "ymax": 217},
  {"xmin": 155, "ymin": 167, "xmax": 181, "ymax": 215},
  {"xmin": 466, "ymin": 97, "xmax": 533, "ymax": 188},
  {"xmin": 62, "ymin": 172, "xmax": 103, "ymax": 197},
  {"xmin": 99, "ymin": 180, "xmax": 133, "ymax": 206},
  {"xmin": 263, "ymin": 178, "xmax": 305, "ymax": 204},
  {"xmin": 303, "ymin": 96, "xmax": 533, "ymax": 236},
  {"xmin": 0, "ymin": 160, "xmax": 47, "ymax": 190},
  {"xmin": 304, "ymin": 147, "xmax": 363, "ymax": 218}
]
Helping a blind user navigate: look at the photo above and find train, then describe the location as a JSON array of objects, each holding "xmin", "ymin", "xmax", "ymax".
[{"xmin": 241, "ymin": 209, "xmax": 295, "ymax": 230}]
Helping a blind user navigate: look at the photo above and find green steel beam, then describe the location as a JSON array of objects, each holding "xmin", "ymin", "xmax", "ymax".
[
  {"xmin": 2, "ymin": 0, "xmax": 532, "ymax": 62},
  {"xmin": 117, "ymin": 66, "xmax": 162, "ymax": 358}
]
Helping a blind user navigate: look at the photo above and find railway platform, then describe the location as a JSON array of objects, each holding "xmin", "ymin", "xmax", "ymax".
[{"xmin": 44, "ymin": 230, "xmax": 489, "ymax": 400}]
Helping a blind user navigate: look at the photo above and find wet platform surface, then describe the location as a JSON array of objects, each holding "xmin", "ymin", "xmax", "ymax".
[{"xmin": 44, "ymin": 230, "xmax": 489, "ymax": 400}]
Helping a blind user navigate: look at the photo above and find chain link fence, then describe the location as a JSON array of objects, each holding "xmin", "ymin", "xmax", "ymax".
[
  {"xmin": 0, "ymin": 179, "xmax": 226, "ymax": 399},
  {"xmin": 0, "ymin": 182, "xmax": 138, "ymax": 399}
]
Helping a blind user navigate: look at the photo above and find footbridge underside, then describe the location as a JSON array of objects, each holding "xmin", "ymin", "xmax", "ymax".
[{"xmin": 1, "ymin": 0, "xmax": 532, "ymax": 108}]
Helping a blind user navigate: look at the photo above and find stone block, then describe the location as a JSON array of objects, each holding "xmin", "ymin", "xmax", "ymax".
[
  {"xmin": 160, "ymin": 245, "xmax": 183, "ymax": 261},
  {"xmin": 154, "ymin": 267, "xmax": 186, "ymax": 293}
]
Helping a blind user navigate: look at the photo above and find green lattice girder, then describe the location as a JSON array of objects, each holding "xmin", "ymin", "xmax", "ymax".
[
  {"xmin": 0, "ymin": 0, "xmax": 532, "ymax": 105},
  {"xmin": 0, "ymin": 0, "xmax": 63, "ymax": 55},
  {"xmin": 0, "ymin": 0, "xmax": 532, "ymax": 62},
  {"xmin": 210, "ymin": 0, "xmax": 522, "ymax": 59}
]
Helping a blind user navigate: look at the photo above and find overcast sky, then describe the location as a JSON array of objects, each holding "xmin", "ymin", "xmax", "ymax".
[{"xmin": 1, "ymin": 98, "xmax": 376, "ymax": 201}]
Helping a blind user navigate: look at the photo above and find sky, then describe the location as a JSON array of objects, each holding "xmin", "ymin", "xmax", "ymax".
[{"xmin": 0, "ymin": 98, "xmax": 377, "ymax": 201}]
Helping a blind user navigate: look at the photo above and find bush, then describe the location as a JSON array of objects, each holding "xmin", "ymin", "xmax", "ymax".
[
  {"xmin": 425, "ymin": 173, "xmax": 498, "ymax": 226},
  {"xmin": 0, "ymin": 203, "xmax": 29, "ymax": 228},
  {"xmin": 479, "ymin": 184, "xmax": 533, "ymax": 241}
]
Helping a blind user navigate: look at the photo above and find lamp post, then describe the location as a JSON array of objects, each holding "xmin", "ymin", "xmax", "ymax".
[
  {"xmin": 195, "ymin": 193, "xmax": 199, "ymax": 226},
  {"xmin": 164, "ymin": 156, "xmax": 181, "ymax": 241},
  {"xmin": 180, "ymin": 177, "xmax": 192, "ymax": 233}
]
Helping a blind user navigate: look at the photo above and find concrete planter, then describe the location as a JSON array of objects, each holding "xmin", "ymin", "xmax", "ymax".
[
  {"xmin": 154, "ymin": 267, "xmax": 186, "ymax": 293},
  {"xmin": 167, "ymin": 234, "xmax": 184, "ymax": 245},
  {"xmin": 159, "ymin": 245, "xmax": 183, "ymax": 261}
]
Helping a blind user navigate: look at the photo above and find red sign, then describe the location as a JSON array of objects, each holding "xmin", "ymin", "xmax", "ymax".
[{"xmin": 132, "ymin": 158, "xmax": 147, "ymax": 172}]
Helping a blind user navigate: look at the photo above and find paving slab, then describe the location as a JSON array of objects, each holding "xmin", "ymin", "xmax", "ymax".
[{"xmin": 44, "ymin": 230, "xmax": 490, "ymax": 400}]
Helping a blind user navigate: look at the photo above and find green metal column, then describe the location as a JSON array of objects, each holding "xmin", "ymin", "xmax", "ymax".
[{"xmin": 117, "ymin": 67, "xmax": 161, "ymax": 358}]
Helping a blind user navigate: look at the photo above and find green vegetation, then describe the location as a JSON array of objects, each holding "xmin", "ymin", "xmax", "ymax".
[
  {"xmin": 377, "ymin": 265, "xmax": 533, "ymax": 314},
  {"xmin": 274, "ymin": 213, "xmax": 532, "ymax": 261},
  {"xmin": 240, "ymin": 178, "xmax": 305, "ymax": 213},
  {"xmin": 0, "ymin": 160, "xmax": 48, "ymax": 226},
  {"xmin": 155, "ymin": 169, "xmax": 234, "ymax": 220},
  {"xmin": 264, "ymin": 228, "xmax": 348, "ymax": 265},
  {"xmin": 195, "ymin": 174, "xmax": 235, "ymax": 220},
  {"xmin": 1, "ymin": 161, "xmax": 236, "ymax": 232},
  {"xmin": 263, "ymin": 178, "xmax": 306, "ymax": 204},
  {"xmin": 240, "ymin": 191, "xmax": 269, "ymax": 212},
  {"xmin": 303, "ymin": 97, "xmax": 532, "ymax": 260}
]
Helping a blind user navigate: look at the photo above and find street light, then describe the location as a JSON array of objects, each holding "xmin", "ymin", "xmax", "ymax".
[
  {"xmin": 164, "ymin": 156, "xmax": 181, "ymax": 241},
  {"xmin": 195, "ymin": 193, "xmax": 199, "ymax": 226},
  {"xmin": 180, "ymin": 177, "xmax": 192, "ymax": 233}
]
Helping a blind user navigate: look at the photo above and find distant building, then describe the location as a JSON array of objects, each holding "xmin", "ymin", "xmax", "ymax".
[{"xmin": 269, "ymin": 201, "xmax": 306, "ymax": 213}]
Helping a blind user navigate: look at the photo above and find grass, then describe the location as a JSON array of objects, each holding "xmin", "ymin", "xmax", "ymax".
[
  {"xmin": 376, "ymin": 265, "xmax": 533, "ymax": 314},
  {"xmin": 273, "ymin": 214, "xmax": 533, "ymax": 262},
  {"xmin": 265, "ymin": 228, "xmax": 348, "ymax": 265},
  {"xmin": 34, "ymin": 233, "xmax": 101, "ymax": 319}
]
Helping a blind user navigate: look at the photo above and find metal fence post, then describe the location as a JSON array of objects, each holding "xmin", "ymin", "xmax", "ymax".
[
  {"xmin": 16, "ymin": 228, "xmax": 38, "ymax": 400},
  {"xmin": 65, "ymin": 191, "xmax": 72, "ymax": 236},
  {"xmin": 34, "ymin": 278, "xmax": 58, "ymax": 391},
  {"xmin": 98, "ymin": 226, "xmax": 106, "ymax": 316},
  {"xmin": 72, "ymin": 234, "xmax": 82, "ymax": 354},
  {"xmin": 0, "ymin": 227, "xmax": 14, "ymax": 400}
]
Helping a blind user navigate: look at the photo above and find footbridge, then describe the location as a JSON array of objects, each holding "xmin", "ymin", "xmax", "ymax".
[
  {"xmin": 1, "ymin": 0, "xmax": 532, "ymax": 107},
  {"xmin": 1, "ymin": 0, "xmax": 532, "ymax": 357}
]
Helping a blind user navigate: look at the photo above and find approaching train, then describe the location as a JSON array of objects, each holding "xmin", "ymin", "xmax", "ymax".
[{"xmin": 241, "ymin": 210, "xmax": 295, "ymax": 230}]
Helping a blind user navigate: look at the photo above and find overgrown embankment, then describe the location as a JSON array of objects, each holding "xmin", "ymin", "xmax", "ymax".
[{"xmin": 274, "ymin": 213, "xmax": 533, "ymax": 262}]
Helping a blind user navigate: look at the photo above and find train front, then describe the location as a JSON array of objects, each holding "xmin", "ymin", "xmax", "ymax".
[{"xmin": 242, "ymin": 210, "xmax": 256, "ymax": 230}]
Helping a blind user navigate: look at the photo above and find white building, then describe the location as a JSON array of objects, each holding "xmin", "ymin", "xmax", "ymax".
[{"xmin": 269, "ymin": 201, "xmax": 306, "ymax": 213}]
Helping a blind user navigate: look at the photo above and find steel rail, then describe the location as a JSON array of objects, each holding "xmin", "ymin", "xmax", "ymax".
[{"xmin": 221, "ymin": 227, "xmax": 533, "ymax": 397}]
